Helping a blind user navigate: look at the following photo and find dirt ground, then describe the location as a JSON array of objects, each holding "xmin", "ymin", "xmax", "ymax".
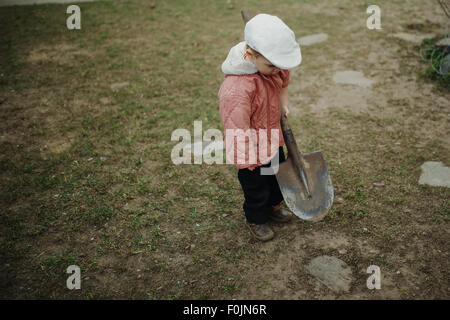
[{"xmin": 0, "ymin": 0, "xmax": 449, "ymax": 299}]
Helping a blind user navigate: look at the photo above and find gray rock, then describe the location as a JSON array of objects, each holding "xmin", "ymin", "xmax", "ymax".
[
  {"xmin": 436, "ymin": 38, "xmax": 450, "ymax": 47},
  {"xmin": 110, "ymin": 82, "xmax": 130, "ymax": 91},
  {"xmin": 390, "ymin": 32, "xmax": 434, "ymax": 44},
  {"xmin": 304, "ymin": 255, "xmax": 352, "ymax": 293},
  {"xmin": 439, "ymin": 54, "xmax": 450, "ymax": 76},
  {"xmin": 418, "ymin": 161, "xmax": 450, "ymax": 188},
  {"xmin": 298, "ymin": 33, "xmax": 328, "ymax": 46},
  {"xmin": 186, "ymin": 141, "xmax": 224, "ymax": 155},
  {"xmin": 99, "ymin": 97, "xmax": 110, "ymax": 105},
  {"xmin": 332, "ymin": 70, "xmax": 375, "ymax": 88}
]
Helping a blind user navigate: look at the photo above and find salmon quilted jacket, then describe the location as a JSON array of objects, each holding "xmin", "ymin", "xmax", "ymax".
[{"xmin": 218, "ymin": 41, "xmax": 289, "ymax": 170}]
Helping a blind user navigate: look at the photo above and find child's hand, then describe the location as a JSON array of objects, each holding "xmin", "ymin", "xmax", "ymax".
[{"xmin": 283, "ymin": 105, "xmax": 290, "ymax": 118}]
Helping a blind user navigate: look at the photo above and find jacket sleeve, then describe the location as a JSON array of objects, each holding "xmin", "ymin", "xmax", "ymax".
[{"xmin": 218, "ymin": 77, "xmax": 259, "ymax": 170}]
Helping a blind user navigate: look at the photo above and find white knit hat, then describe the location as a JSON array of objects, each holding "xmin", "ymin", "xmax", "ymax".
[{"xmin": 244, "ymin": 13, "xmax": 302, "ymax": 70}]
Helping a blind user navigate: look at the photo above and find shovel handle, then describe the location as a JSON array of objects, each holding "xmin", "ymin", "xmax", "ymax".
[
  {"xmin": 281, "ymin": 114, "xmax": 311, "ymax": 196},
  {"xmin": 241, "ymin": 9, "xmax": 252, "ymax": 23},
  {"xmin": 281, "ymin": 114, "xmax": 306, "ymax": 164}
]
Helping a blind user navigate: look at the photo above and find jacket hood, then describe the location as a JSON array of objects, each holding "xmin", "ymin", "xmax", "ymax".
[{"xmin": 221, "ymin": 41, "xmax": 258, "ymax": 75}]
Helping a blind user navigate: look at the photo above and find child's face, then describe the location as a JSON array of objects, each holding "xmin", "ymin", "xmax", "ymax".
[{"xmin": 247, "ymin": 49, "xmax": 283, "ymax": 75}]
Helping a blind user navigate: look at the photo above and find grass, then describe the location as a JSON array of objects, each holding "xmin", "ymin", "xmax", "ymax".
[
  {"xmin": 0, "ymin": 0, "xmax": 449, "ymax": 300},
  {"xmin": 418, "ymin": 35, "xmax": 450, "ymax": 88}
]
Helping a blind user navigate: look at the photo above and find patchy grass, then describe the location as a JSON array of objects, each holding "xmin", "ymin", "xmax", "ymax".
[
  {"xmin": 418, "ymin": 35, "xmax": 450, "ymax": 88},
  {"xmin": 0, "ymin": 0, "xmax": 449, "ymax": 300}
]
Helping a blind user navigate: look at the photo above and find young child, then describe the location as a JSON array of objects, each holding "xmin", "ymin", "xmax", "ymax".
[{"xmin": 218, "ymin": 14, "xmax": 302, "ymax": 241}]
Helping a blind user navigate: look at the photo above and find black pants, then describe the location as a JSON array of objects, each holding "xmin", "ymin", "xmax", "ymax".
[{"xmin": 237, "ymin": 146, "xmax": 286, "ymax": 224}]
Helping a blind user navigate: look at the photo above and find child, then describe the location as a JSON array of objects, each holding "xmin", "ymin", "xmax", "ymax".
[{"xmin": 218, "ymin": 14, "xmax": 302, "ymax": 241}]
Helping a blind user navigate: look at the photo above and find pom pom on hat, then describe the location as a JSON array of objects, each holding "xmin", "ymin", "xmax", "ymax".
[{"xmin": 244, "ymin": 13, "xmax": 302, "ymax": 70}]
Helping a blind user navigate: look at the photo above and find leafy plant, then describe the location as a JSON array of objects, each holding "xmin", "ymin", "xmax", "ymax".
[{"xmin": 419, "ymin": 35, "xmax": 450, "ymax": 86}]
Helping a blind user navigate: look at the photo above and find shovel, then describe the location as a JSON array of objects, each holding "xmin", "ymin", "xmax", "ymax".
[{"xmin": 241, "ymin": 10, "xmax": 334, "ymax": 222}]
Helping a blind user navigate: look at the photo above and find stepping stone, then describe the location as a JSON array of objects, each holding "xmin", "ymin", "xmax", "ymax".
[
  {"xmin": 418, "ymin": 161, "xmax": 450, "ymax": 188},
  {"xmin": 110, "ymin": 82, "xmax": 130, "ymax": 91},
  {"xmin": 390, "ymin": 32, "xmax": 434, "ymax": 44},
  {"xmin": 304, "ymin": 255, "xmax": 352, "ymax": 293},
  {"xmin": 332, "ymin": 70, "xmax": 375, "ymax": 88},
  {"xmin": 439, "ymin": 54, "xmax": 450, "ymax": 76},
  {"xmin": 99, "ymin": 97, "xmax": 111, "ymax": 105},
  {"xmin": 192, "ymin": 141, "xmax": 223, "ymax": 152},
  {"xmin": 297, "ymin": 33, "xmax": 328, "ymax": 46},
  {"xmin": 436, "ymin": 37, "xmax": 450, "ymax": 47},
  {"xmin": 184, "ymin": 141, "xmax": 224, "ymax": 155}
]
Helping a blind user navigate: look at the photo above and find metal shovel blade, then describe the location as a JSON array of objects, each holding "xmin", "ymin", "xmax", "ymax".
[{"xmin": 275, "ymin": 151, "xmax": 334, "ymax": 222}]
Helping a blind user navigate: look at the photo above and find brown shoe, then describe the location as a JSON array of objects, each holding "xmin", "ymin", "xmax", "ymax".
[
  {"xmin": 246, "ymin": 221, "xmax": 274, "ymax": 241},
  {"xmin": 269, "ymin": 204, "xmax": 293, "ymax": 223}
]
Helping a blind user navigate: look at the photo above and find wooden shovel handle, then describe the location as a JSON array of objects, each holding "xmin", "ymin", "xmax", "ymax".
[
  {"xmin": 281, "ymin": 109, "xmax": 312, "ymax": 196},
  {"xmin": 281, "ymin": 114, "xmax": 306, "ymax": 169},
  {"xmin": 241, "ymin": 9, "xmax": 252, "ymax": 23}
]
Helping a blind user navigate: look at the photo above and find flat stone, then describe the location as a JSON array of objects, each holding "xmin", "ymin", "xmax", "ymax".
[
  {"xmin": 297, "ymin": 33, "xmax": 328, "ymax": 46},
  {"xmin": 436, "ymin": 38, "xmax": 450, "ymax": 47},
  {"xmin": 439, "ymin": 54, "xmax": 450, "ymax": 75},
  {"xmin": 332, "ymin": 70, "xmax": 375, "ymax": 88},
  {"xmin": 390, "ymin": 32, "xmax": 434, "ymax": 44},
  {"xmin": 304, "ymin": 255, "xmax": 352, "ymax": 293},
  {"xmin": 110, "ymin": 82, "xmax": 130, "ymax": 91},
  {"xmin": 99, "ymin": 97, "xmax": 110, "ymax": 105},
  {"xmin": 418, "ymin": 161, "xmax": 450, "ymax": 188},
  {"xmin": 0, "ymin": 0, "xmax": 94, "ymax": 6},
  {"xmin": 184, "ymin": 141, "xmax": 224, "ymax": 155}
]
